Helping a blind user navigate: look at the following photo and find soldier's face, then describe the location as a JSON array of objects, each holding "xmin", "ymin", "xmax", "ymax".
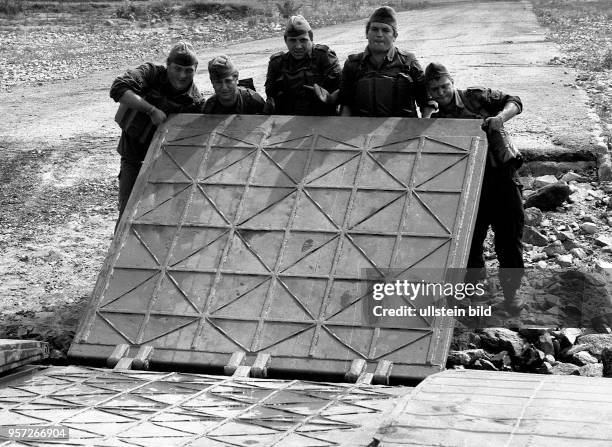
[
  {"xmin": 211, "ymin": 75, "xmax": 238, "ymax": 105},
  {"xmin": 427, "ymin": 76, "xmax": 455, "ymax": 107},
  {"xmin": 167, "ymin": 62, "xmax": 196, "ymax": 91},
  {"xmin": 285, "ymin": 33, "xmax": 313, "ymax": 60},
  {"xmin": 367, "ymin": 22, "xmax": 395, "ymax": 54}
]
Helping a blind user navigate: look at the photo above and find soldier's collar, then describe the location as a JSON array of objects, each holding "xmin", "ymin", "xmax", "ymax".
[
  {"xmin": 363, "ymin": 45, "xmax": 395, "ymax": 62},
  {"xmin": 453, "ymin": 90, "xmax": 464, "ymax": 108}
]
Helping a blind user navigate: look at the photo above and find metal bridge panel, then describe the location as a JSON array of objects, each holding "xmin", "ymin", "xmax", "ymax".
[
  {"xmin": 0, "ymin": 366, "xmax": 410, "ymax": 446},
  {"xmin": 69, "ymin": 115, "xmax": 487, "ymax": 380}
]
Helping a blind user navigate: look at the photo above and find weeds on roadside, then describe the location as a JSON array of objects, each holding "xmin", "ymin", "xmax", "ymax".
[
  {"xmin": 276, "ymin": 0, "xmax": 301, "ymax": 18},
  {"xmin": 0, "ymin": 0, "xmax": 24, "ymax": 16}
]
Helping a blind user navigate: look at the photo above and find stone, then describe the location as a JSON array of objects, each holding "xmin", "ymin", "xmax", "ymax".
[
  {"xmin": 544, "ymin": 354, "xmax": 557, "ymax": 365},
  {"xmin": 534, "ymin": 175, "xmax": 559, "ymax": 188},
  {"xmin": 537, "ymin": 260, "xmax": 547, "ymax": 269},
  {"xmin": 534, "ymin": 362, "xmax": 553, "ymax": 374},
  {"xmin": 575, "ymin": 334, "xmax": 612, "ymax": 357},
  {"xmin": 530, "ymin": 252, "xmax": 547, "ymax": 262},
  {"xmin": 447, "ymin": 351, "xmax": 471, "ymax": 366},
  {"xmin": 537, "ymin": 333, "xmax": 555, "ymax": 356},
  {"xmin": 556, "ymin": 254, "xmax": 573, "ymax": 267},
  {"xmin": 594, "ymin": 234, "xmax": 612, "ymax": 247},
  {"xmin": 580, "ymin": 222, "xmax": 597, "ymax": 234},
  {"xmin": 478, "ymin": 328, "xmax": 527, "ymax": 356},
  {"xmin": 524, "ymin": 183, "xmax": 571, "ymax": 211},
  {"xmin": 594, "ymin": 259, "xmax": 612, "ymax": 275},
  {"xmin": 602, "ymin": 347, "xmax": 612, "ymax": 377},
  {"xmin": 559, "ymin": 328, "xmax": 583, "ymax": 346},
  {"xmin": 523, "ymin": 226, "xmax": 548, "ymax": 246},
  {"xmin": 578, "ymin": 363, "xmax": 603, "ymax": 377},
  {"xmin": 569, "ymin": 248, "xmax": 586, "ymax": 259},
  {"xmin": 560, "ymin": 171, "xmax": 584, "ymax": 182},
  {"xmin": 551, "ymin": 362, "xmax": 580, "ymax": 375},
  {"xmin": 479, "ymin": 359, "xmax": 499, "ymax": 371},
  {"xmin": 572, "ymin": 350, "xmax": 599, "ymax": 365},
  {"xmin": 518, "ymin": 327, "xmax": 548, "ymax": 340},
  {"xmin": 522, "ymin": 346, "xmax": 546, "ymax": 367},
  {"xmin": 543, "ymin": 240, "xmax": 566, "ymax": 257},
  {"xmin": 524, "ymin": 207, "xmax": 543, "ymax": 226}
]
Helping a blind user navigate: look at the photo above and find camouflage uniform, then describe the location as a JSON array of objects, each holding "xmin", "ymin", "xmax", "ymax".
[
  {"xmin": 204, "ymin": 86, "xmax": 265, "ymax": 114},
  {"xmin": 265, "ymin": 44, "xmax": 341, "ymax": 115},
  {"xmin": 339, "ymin": 46, "xmax": 432, "ymax": 117},
  {"xmin": 110, "ymin": 62, "xmax": 205, "ymax": 215},
  {"xmin": 432, "ymin": 87, "xmax": 525, "ymax": 298}
]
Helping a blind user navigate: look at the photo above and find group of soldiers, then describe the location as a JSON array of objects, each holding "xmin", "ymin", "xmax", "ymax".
[{"xmin": 110, "ymin": 6, "xmax": 525, "ymax": 312}]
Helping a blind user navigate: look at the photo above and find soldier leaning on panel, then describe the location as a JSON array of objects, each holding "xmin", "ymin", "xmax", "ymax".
[
  {"xmin": 339, "ymin": 6, "xmax": 435, "ymax": 117},
  {"xmin": 204, "ymin": 55, "xmax": 265, "ymax": 114},
  {"xmin": 264, "ymin": 15, "xmax": 341, "ymax": 115},
  {"xmin": 425, "ymin": 62, "xmax": 525, "ymax": 313},
  {"xmin": 110, "ymin": 42, "xmax": 206, "ymax": 221}
]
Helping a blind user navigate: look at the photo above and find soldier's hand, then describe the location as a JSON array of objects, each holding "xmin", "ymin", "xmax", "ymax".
[
  {"xmin": 148, "ymin": 107, "xmax": 167, "ymax": 126},
  {"xmin": 482, "ymin": 115, "xmax": 503, "ymax": 131},
  {"xmin": 305, "ymin": 83, "xmax": 330, "ymax": 104},
  {"xmin": 263, "ymin": 97, "xmax": 275, "ymax": 114}
]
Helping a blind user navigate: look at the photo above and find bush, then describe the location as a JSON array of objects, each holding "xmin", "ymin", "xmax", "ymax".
[
  {"xmin": 0, "ymin": 0, "xmax": 24, "ymax": 16},
  {"xmin": 276, "ymin": 0, "xmax": 301, "ymax": 19}
]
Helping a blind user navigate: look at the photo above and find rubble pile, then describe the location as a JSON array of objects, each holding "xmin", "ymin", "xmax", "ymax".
[{"xmin": 449, "ymin": 327, "xmax": 612, "ymax": 377}]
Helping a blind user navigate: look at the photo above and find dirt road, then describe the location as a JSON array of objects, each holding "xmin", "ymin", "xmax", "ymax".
[{"xmin": 0, "ymin": 0, "xmax": 608, "ymax": 356}]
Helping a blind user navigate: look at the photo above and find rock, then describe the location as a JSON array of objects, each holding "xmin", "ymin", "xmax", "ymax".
[
  {"xmin": 578, "ymin": 363, "xmax": 603, "ymax": 377},
  {"xmin": 518, "ymin": 176, "xmax": 534, "ymax": 189},
  {"xmin": 556, "ymin": 254, "xmax": 573, "ymax": 267},
  {"xmin": 524, "ymin": 183, "xmax": 571, "ymax": 211},
  {"xmin": 534, "ymin": 361, "xmax": 553, "ymax": 374},
  {"xmin": 544, "ymin": 354, "xmax": 557, "ymax": 365},
  {"xmin": 518, "ymin": 327, "xmax": 548, "ymax": 340},
  {"xmin": 478, "ymin": 328, "xmax": 527, "ymax": 356},
  {"xmin": 543, "ymin": 240, "xmax": 566, "ymax": 257},
  {"xmin": 491, "ymin": 350, "xmax": 513, "ymax": 367},
  {"xmin": 478, "ymin": 359, "xmax": 499, "ymax": 371},
  {"xmin": 594, "ymin": 234, "xmax": 612, "ymax": 247},
  {"xmin": 595, "ymin": 259, "xmax": 612, "ymax": 274},
  {"xmin": 524, "ymin": 207, "xmax": 543, "ymax": 226},
  {"xmin": 569, "ymin": 248, "xmax": 586, "ymax": 259},
  {"xmin": 522, "ymin": 346, "xmax": 545, "ymax": 367},
  {"xmin": 571, "ymin": 350, "xmax": 599, "ymax": 365},
  {"xmin": 559, "ymin": 328, "xmax": 583, "ymax": 346},
  {"xmin": 575, "ymin": 334, "xmax": 612, "ymax": 357},
  {"xmin": 534, "ymin": 175, "xmax": 559, "ymax": 188},
  {"xmin": 523, "ymin": 226, "xmax": 548, "ymax": 246},
  {"xmin": 560, "ymin": 171, "xmax": 584, "ymax": 182},
  {"xmin": 104, "ymin": 19, "xmax": 114, "ymax": 26},
  {"xmin": 551, "ymin": 362, "xmax": 580, "ymax": 375},
  {"xmin": 602, "ymin": 347, "xmax": 612, "ymax": 377},
  {"xmin": 447, "ymin": 350, "xmax": 471, "ymax": 366},
  {"xmin": 580, "ymin": 222, "xmax": 597, "ymax": 234},
  {"xmin": 537, "ymin": 260, "xmax": 547, "ymax": 269},
  {"xmin": 530, "ymin": 251, "xmax": 548, "ymax": 262},
  {"xmin": 537, "ymin": 333, "xmax": 555, "ymax": 356}
]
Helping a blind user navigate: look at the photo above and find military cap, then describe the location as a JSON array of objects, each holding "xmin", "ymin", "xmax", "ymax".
[
  {"xmin": 208, "ymin": 55, "xmax": 238, "ymax": 80},
  {"xmin": 284, "ymin": 15, "xmax": 313, "ymax": 38},
  {"xmin": 167, "ymin": 41, "xmax": 198, "ymax": 66},
  {"xmin": 425, "ymin": 62, "xmax": 452, "ymax": 82},
  {"xmin": 367, "ymin": 6, "xmax": 398, "ymax": 34}
]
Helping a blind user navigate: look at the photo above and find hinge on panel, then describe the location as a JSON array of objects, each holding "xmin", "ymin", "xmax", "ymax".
[
  {"xmin": 345, "ymin": 359, "xmax": 393, "ymax": 385},
  {"xmin": 224, "ymin": 351, "xmax": 271, "ymax": 378},
  {"xmin": 107, "ymin": 344, "xmax": 154, "ymax": 371}
]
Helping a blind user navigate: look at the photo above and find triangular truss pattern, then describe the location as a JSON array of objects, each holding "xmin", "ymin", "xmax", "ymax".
[{"xmin": 72, "ymin": 115, "xmax": 486, "ymax": 379}]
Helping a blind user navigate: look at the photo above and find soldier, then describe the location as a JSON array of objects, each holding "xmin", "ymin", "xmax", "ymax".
[
  {"xmin": 265, "ymin": 15, "xmax": 341, "ymax": 115},
  {"xmin": 110, "ymin": 42, "xmax": 205, "ymax": 220},
  {"xmin": 339, "ymin": 6, "xmax": 435, "ymax": 117},
  {"xmin": 425, "ymin": 62, "xmax": 525, "ymax": 312},
  {"xmin": 204, "ymin": 55, "xmax": 265, "ymax": 114}
]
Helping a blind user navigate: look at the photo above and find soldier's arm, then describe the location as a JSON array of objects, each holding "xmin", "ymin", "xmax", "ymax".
[
  {"xmin": 110, "ymin": 63, "xmax": 167, "ymax": 125},
  {"xmin": 408, "ymin": 58, "xmax": 436, "ymax": 118},
  {"xmin": 480, "ymin": 89, "xmax": 522, "ymax": 130}
]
